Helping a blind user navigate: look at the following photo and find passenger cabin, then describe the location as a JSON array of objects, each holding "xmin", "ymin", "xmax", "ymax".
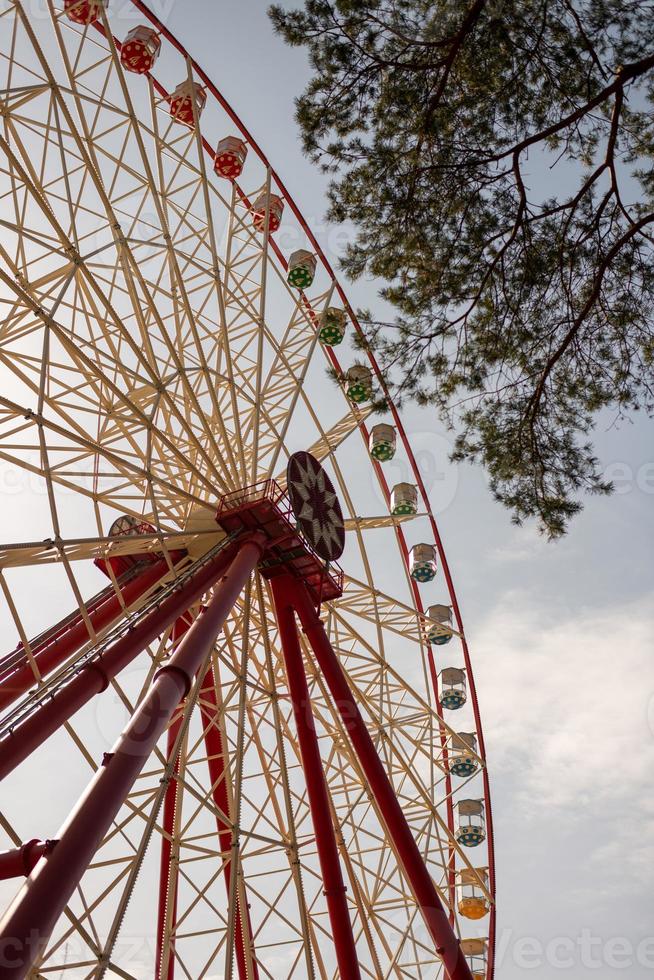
[
  {"xmin": 318, "ymin": 307, "xmax": 347, "ymax": 345},
  {"xmin": 460, "ymin": 937, "xmax": 488, "ymax": 979},
  {"xmin": 287, "ymin": 250, "xmax": 317, "ymax": 289},
  {"xmin": 426, "ymin": 603, "xmax": 453, "ymax": 644},
  {"xmin": 440, "ymin": 666, "xmax": 466, "ymax": 710},
  {"xmin": 120, "ymin": 26, "xmax": 161, "ymax": 73},
  {"xmin": 456, "ymin": 799, "xmax": 486, "ymax": 847},
  {"xmin": 390, "ymin": 483, "xmax": 418, "ymax": 516},
  {"xmin": 64, "ymin": 0, "xmax": 107, "ymax": 25},
  {"xmin": 169, "ymin": 80, "xmax": 206, "ymax": 127},
  {"xmin": 344, "ymin": 364, "xmax": 372, "ymax": 403},
  {"xmin": 448, "ymin": 731, "xmax": 479, "ymax": 777},
  {"xmin": 457, "ymin": 868, "xmax": 490, "ymax": 920},
  {"xmin": 369, "ymin": 423, "xmax": 397, "ymax": 462},
  {"xmin": 214, "ymin": 136, "xmax": 248, "ymax": 179},
  {"xmin": 252, "ymin": 192, "xmax": 284, "ymax": 233},
  {"xmin": 409, "ymin": 543, "xmax": 437, "ymax": 582}
]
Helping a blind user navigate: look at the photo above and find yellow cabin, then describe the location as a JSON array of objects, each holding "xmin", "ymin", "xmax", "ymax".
[{"xmin": 457, "ymin": 868, "xmax": 490, "ymax": 920}]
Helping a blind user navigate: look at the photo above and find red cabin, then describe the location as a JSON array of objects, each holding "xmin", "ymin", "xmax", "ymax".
[
  {"xmin": 120, "ymin": 26, "xmax": 161, "ymax": 74},
  {"xmin": 252, "ymin": 192, "xmax": 284, "ymax": 234},
  {"xmin": 214, "ymin": 136, "xmax": 248, "ymax": 180},
  {"xmin": 64, "ymin": 0, "xmax": 107, "ymax": 25},
  {"xmin": 95, "ymin": 514, "xmax": 185, "ymax": 579},
  {"xmin": 169, "ymin": 80, "xmax": 206, "ymax": 128}
]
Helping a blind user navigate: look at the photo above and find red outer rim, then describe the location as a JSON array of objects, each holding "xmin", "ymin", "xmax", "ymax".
[{"xmin": 96, "ymin": 6, "xmax": 497, "ymax": 974}]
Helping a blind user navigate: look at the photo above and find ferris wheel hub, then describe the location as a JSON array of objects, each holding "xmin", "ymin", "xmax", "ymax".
[{"xmin": 215, "ymin": 476, "xmax": 344, "ymax": 603}]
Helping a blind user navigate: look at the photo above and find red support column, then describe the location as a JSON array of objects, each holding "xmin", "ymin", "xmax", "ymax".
[
  {"xmin": 200, "ymin": 664, "xmax": 259, "ymax": 980},
  {"xmin": 0, "ymin": 841, "xmax": 55, "ymax": 881},
  {"xmin": 283, "ymin": 574, "xmax": 473, "ymax": 980},
  {"xmin": 271, "ymin": 577, "xmax": 361, "ymax": 980},
  {"xmin": 0, "ymin": 535, "xmax": 265, "ymax": 980},
  {"xmin": 0, "ymin": 537, "xmax": 246, "ymax": 781},
  {"xmin": 0, "ymin": 559, "xmax": 170, "ymax": 712}
]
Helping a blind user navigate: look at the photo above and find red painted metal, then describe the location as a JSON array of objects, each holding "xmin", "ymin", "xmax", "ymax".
[
  {"xmin": 63, "ymin": 0, "xmax": 104, "ymax": 25},
  {"xmin": 0, "ymin": 536, "xmax": 265, "ymax": 979},
  {"xmin": 200, "ymin": 664, "xmax": 259, "ymax": 980},
  {"xmin": 284, "ymin": 573, "xmax": 473, "ymax": 980},
  {"xmin": 216, "ymin": 480, "xmax": 343, "ymax": 603},
  {"xmin": 0, "ymin": 559, "xmax": 169, "ymax": 713},
  {"xmin": 155, "ymin": 616, "xmax": 192, "ymax": 980},
  {"xmin": 0, "ymin": 538, "xmax": 247, "ymax": 781},
  {"xmin": 120, "ymin": 26, "xmax": 161, "ymax": 75},
  {"xmin": 214, "ymin": 137, "xmax": 248, "ymax": 180},
  {"xmin": 271, "ymin": 576, "xmax": 361, "ymax": 980},
  {"xmin": 0, "ymin": 841, "xmax": 55, "ymax": 881}
]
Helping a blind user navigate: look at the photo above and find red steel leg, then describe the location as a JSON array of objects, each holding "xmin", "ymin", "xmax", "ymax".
[
  {"xmin": 200, "ymin": 664, "xmax": 259, "ymax": 980},
  {"xmin": 271, "ymin": 577, "xmax": 361, "ymax": 980},
  {"xmin": 283, "ymin": 574, "xmax": 473, "ymax": 980},
  {"xmin": 0, "ymin": 559, "xmax": 170, "ymax": 712},
  {"xmin": 0, "ymin": 536, "xmax": 265, "ymax": 980},
  {"xmin": 0, "ymin": 536, "xmax": 248, "ymax": 781},
  {"xmin": 0, "ymin": 841, "xmax": 55, "ymax": 881}
]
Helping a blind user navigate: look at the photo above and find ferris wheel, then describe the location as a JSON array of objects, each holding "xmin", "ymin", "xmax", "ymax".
[{"xmin": 0, "ymin": 3, "xmax": 495, "ymax": 978}]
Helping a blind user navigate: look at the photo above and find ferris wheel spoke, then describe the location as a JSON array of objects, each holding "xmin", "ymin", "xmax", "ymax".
[
  {"xmin": 0, "ymin": 247, "xmax": 227, "ymax": 511},
  {"xmin": 253, "ymin": 577, "xmax": 318, "ymax": 976},
  {"xmin": 298, "ymin": 634, "xmax": 447, "ymax": 972},
  {"xmin": 326, "ymin": 614, "xmax": 463, "ymax": 784},
  {"xmin": 273, "ymin": 405, "xmax": 374, "ymax": 484},
  {"xmin": 219, "ymin": 596, "xmax": 354, "ymax": 974},
  {"xmin": 343, "ymin": 513, "xmax": 425, "ymax": 531},
  {"xmin": 216, "ymin": 188, "xmax": 338, "ymax": 482},
  {"xmin": 219, "ymin": 188, "xmax": 277, "ymax": 472},
  {"xmin": 139, "ymin": 71, "xmax": 243, "ymax": 487},
  {"xmin": 7, "ymin": 10, "xmax": 237, "ymax": 494},
  {"xmin": 0, "ymin": 529, "xmax": 221, "ymax": 570},
  {"xmin": 249, "ymin": 588, "xmax": 438, "ymax": 975},
  {"xmin": 92, "ymin": 678, "xmax": 203, "ymax": 980},
  {"xmin": 0, "ymin": 392, "xmax": 214, "ymax": 521},
  {"xmin": 340, "ymin": 575, "xmax": 460, "ymax": 642},
  {"xmin": 242, "ymin": 295, "xmax": 322, "ymax": 470},
  {"xmin": 15, "ymin": 278, "xmax": 216, "ymax": 498}
]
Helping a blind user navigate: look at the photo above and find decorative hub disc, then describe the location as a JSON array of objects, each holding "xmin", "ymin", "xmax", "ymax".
[{"xmin": 286, "ymin": 451, "xmax": 345, "ymax": 561}]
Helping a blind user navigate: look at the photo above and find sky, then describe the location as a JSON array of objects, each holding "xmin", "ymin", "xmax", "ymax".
[
  {"xmin": 2, "ymin": 1, "xmax": 653, "ymax": 977},
  {"xmin": 140, "ymin": 2, "xmax": 654, "ymax": 977}
]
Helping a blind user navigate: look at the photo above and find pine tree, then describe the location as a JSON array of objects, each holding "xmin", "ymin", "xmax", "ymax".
[{"xmin": 270, "ymin": 0, "xmax": 654, "ymax": 536}]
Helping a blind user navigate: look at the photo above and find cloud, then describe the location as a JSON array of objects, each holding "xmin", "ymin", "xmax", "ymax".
[
  {"xmin": 469, "ymin": 592, "xmax": 654, "ymax": 961},
  {"xmin": 488, "ymin": 523, "xmax": 550, "ymax": 563},
  {"xmin": 471, "ymin": 592, "xmax": 654, "ymax": 815}
]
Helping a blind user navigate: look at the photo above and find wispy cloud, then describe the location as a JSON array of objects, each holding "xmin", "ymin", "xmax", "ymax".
[
  {"xmin": 473, "ymin": 592, "xmax": 654, "ymax": 813},
  {"xmin": 470, "ymin": 591, "xmax": 654, "ymax": 954}
]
